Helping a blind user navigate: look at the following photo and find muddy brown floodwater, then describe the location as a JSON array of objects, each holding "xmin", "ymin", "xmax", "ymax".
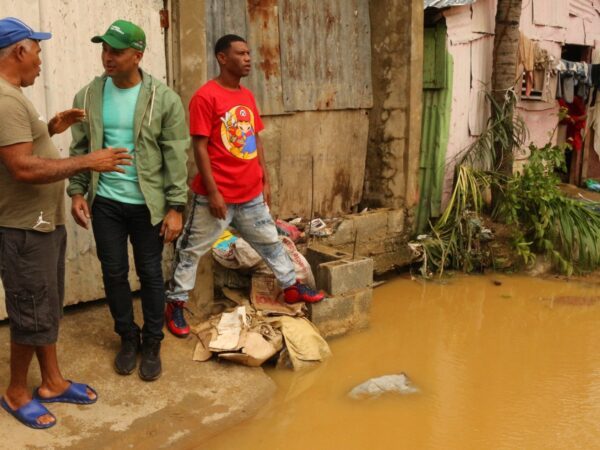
[{"xmin": 190, "ymin": 274, "xmax": 600, "ymax": 450}]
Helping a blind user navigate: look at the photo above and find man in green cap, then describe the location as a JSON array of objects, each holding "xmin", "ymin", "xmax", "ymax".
[{"xmin": 68, "ymin": 19, "xmax": 189, "ymax": 381}]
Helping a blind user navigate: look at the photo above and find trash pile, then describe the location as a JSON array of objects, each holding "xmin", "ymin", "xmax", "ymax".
[
  {"xmin": 348, "ymin": 373, "xmax": 419, "ymax": 400},
  {"xmin": 191, "ymin": 219, "xmax": 332, "ymax": 370}
]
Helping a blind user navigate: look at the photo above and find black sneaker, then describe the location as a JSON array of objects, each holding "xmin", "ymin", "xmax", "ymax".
[
  {"xmin": 114, "ymin": 334, "xmax": 140, "ymax": 375},
  {"xmin": 139, "ymin": 339, "xmax": 162, "ymax": 381}
]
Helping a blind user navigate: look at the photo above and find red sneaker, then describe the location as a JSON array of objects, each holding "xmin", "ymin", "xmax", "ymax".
[
  {"xmin": 165, "ymin": 301, "xmax": 190, "ymax": 338},
  {"xmin": 284, "ymin": 282, "xmax": 325, "ymax": 304}
]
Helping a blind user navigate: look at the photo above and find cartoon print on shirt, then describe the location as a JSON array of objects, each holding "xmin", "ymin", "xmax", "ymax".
[{"xmin": 220, "ymin": 105, "xmax": 257, "ymax": 159}]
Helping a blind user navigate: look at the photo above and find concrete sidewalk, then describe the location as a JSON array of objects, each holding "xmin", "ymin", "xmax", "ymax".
[{"xmin": 0, "ymin": 299, "xmax": 276, "ymax": 449}]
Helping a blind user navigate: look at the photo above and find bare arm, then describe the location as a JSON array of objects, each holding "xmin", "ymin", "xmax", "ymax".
[
  {"xmin": 193, "ymin": 135, "xmax": 227, "ymax": 219},
  {"xmin": 0, "ymin": 141, "xmax": 132, "ymax": 184},
  {"xmin": 255, "ymin": 134, "xmax": 271, "ymax": 206}
]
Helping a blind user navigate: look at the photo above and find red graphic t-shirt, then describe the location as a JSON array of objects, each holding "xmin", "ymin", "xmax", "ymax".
[{"xmin": 189, "ymin": 79, "xmax": 265, "ymax": 203}]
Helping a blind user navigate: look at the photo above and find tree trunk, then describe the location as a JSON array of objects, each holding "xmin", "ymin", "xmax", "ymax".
[{"xmin": 491, "ymin": 0, "xmax": 523, "ymax": 175}]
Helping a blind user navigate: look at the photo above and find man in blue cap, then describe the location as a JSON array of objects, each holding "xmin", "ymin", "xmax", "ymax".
[{"xmin": 0, "ymin": 17, "xmax": 132, "ymax": 429}]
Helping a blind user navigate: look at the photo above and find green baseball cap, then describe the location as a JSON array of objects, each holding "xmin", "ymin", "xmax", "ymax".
[{"xmin": 91, "ymin": 19, "xmax": 146, "ymax": 51}]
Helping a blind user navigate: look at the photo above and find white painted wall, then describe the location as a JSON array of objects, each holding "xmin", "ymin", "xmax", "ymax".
[{"xmin": 0, "ymin": 0, "xmax": 168, "ymax": 317}]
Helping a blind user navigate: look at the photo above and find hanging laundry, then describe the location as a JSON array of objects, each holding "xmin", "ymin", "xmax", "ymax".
[
  {"xmin": 557, "ymin": 60, "xmax": 592, "ymax": 103},
  {"xmin": 518, "ymin": 33, "xmax": 535, "ymax": 96}
]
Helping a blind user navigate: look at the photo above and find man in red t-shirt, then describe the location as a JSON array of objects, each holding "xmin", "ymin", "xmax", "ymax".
[{"xmin": 165, "ymin": 34, "xmax": 324, "ymax": 337}]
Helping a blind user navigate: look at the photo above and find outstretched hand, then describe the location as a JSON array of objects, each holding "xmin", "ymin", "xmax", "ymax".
[{"xmin": 48, "ymin": 108, "xmax": 86, "ymax": 136}]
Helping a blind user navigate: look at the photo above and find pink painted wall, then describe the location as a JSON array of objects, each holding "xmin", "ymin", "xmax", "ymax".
[
  {"xmin": 441, "ymin": 0, "xmax": 600, "ymax": 205},
  {"xmin": 516, "ymin": 0, "xmax": 600, "ymax": 168},
  {"xmin": 442, "ymin": 0, "xmax": 496, "ymax": 203}
]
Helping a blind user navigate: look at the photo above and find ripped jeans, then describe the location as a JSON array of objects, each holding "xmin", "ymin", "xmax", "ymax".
[{"xmin": 166, "ymin": 193, "xmax": 296, "ymax": 302}]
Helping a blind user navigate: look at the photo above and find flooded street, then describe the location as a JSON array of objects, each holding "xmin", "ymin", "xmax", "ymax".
[{"xmin": 193, "ymin": 274, "xmax": 600, "ymax": 450}]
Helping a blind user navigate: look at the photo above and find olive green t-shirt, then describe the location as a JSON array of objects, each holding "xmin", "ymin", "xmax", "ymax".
[{"xmin": 0, "ymin": 77, "xmax": 65, "ymax": 232}]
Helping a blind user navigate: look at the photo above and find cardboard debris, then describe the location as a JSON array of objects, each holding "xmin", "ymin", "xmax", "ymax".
[
  {"xmin": 222, "ymin": 287, "xmax": 250, "ymax": 306},
  {"xmin": 208, "ymin": 306, "xmax": 247, "ymax": 352},
  {"xmin": 251, "ymin": 274, "xmax": 304, "ymax": 316},
  {"xmin": 219, "ymin": 329, "xmax": 282, "ymax": 367},
  {"xmin": 192, "ymin": 339, "xmax": 212, "ymax": 362},
  {"xmin": 277, "ymin": 316, "xmax": 331, "ymax": 371}
]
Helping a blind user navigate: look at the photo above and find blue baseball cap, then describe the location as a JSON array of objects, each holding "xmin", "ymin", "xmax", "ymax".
[{"xmin": 0, "ymin": 17, "xmax": 51, "ymax": 49}]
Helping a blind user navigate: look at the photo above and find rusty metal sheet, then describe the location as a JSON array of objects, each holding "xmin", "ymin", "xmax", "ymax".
[
  {"xmin": 245, "ymin": 0, "xmax": 285, "ymax": 115},
  {"xmin": 278, "ymin": 0, "xmax": 372, "ymax": 111},
  {"xmin": 425, "ymin": 0, "xmax": 476, "ymax": 8},
  {"xmin": 205, "ymin": 0, "xmax": 285, "ymax": 115},
  {"xmin": 205, "ymin": 0, "xmax": 249, "ymax": 80}
]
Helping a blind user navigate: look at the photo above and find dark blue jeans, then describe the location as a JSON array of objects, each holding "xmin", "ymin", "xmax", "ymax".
[{"xmin": 92, "ymin": 196, "xmax": 164, "ymax": 342}]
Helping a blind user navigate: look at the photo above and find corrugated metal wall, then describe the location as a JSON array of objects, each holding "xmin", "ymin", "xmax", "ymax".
[
  {"xmin": 205, "ymin": 0, "xmax": 372, "ymax": 115},
  {"xmin": 417, "ymin": 24, "xmax": 453, "ymax": 232},
  {"xmin": 0, "ymin": 0, "xmax": 168, "ymax": 318}
]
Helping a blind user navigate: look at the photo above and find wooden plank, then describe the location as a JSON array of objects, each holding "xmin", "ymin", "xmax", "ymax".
[
  {"xmin": 469, "ymin": 36, "xmax": 493, "ymax": 136},
  {"xmin": 472, "ymin": 0, "xmax": 497, "ymax": 34},
  {"xmin": 275, "ymin": 111, "xmax": 369, "ymax": 217}
]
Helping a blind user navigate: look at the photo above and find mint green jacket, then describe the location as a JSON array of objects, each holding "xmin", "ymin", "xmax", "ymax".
[{"xmin": 67, "ymin": 70, "xmax": 189, "ymax": 225}]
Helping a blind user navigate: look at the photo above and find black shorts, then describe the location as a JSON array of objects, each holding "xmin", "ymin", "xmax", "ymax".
[{"xmin": 0, "ymin": 226, "xmax": 66, "ymax": 346}]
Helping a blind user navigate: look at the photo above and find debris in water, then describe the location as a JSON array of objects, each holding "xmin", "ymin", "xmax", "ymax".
[
  {"xmin": 493, "ymin": 280, "xmax": 502, "ymax": 286},
  {"xmin": 348, "ymin": 373, "xmax": 419, "ymax": 399}
]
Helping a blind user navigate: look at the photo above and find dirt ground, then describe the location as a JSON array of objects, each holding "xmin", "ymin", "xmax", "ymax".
[{"xmin": 0, "ymin": 299, "xmax": 276, "ymax": 449}]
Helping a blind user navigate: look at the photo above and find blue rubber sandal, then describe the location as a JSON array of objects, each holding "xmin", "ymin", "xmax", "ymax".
[
  {"xmin": 1, "ymin": 397, "xmax": 56, "ymax": 429},
  {"xmin": 34, "ymin": 380, "xmax": 98, "ymax": 405}
]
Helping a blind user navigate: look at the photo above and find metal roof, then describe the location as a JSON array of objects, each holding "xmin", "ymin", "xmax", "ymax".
[{"xmin": 424, "ymin": 0, "xmax": 476, "ymax": 9}]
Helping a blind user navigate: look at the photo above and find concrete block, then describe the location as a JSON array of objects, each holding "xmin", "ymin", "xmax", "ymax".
[
  {"xmin": 318, "ymin": 257, "xmax": 373, "ymax": 295},
  {"xmin": 306, "ymin": 243, "xmax": 350, "ymax": 273},
  {"xmin": 326, "ymin": 219, "xmax": 356, "ymax": 246},
  {"xmin": 309, "ymin": 288, "xmax": 372, "ymax": 339},
  {"xmin": 353, "ymin": 210, "xmax": 389, "ymax": 241},
  {"xmin": 387, "ymin": 208, "xmax": 406, "ymax": 234}
]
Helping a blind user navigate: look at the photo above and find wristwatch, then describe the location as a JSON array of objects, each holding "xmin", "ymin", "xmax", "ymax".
[{"xmin": 169, "ymin": 204, "xmax": 185, "ymax": 213}]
